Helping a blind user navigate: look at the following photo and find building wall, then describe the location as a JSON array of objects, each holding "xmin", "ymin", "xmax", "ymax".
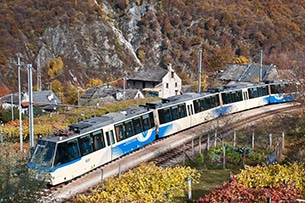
[{"xmin": 161, "ymin": 70, "xmax": 182, "ymax": 98}]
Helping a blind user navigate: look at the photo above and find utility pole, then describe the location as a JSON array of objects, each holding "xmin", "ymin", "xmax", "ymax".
[
  {"xmin": 36, "ymin": 58, "xmax": 42, "ymax": 91},
  {"xmin": 28, "ymin": 64, "xmax": 35, "ymax": 150},
  {"xmin": 15, "ymin": 55, "xmax": 24, "ymax": 152},
  {"xmin": 11, "ymin": 93, "xmax": 14, "ymax": 121},
  {"xmin": 198, "ymin": 49, "xmax": 202, "ymax": 93},
  {"xmin": 260, "ymin": 50, "xmax": 263, "ymax": 82}
]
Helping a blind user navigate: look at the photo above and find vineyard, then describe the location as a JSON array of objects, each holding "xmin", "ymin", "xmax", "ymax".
[{"xmin": 0, "ymin": 97, "xmax": 158, "ymax": 142}]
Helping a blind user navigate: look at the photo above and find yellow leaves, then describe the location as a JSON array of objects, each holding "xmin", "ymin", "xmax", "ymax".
[
  {"xmin": 236, "ymin": 162, "xmax": 305, "ymax": 190},
  {"xmin": 86, "ymin": 78, "xmax": 103, "ymax": 88},
  {"xmin": 72, "ymin": 162, "xmax": 200, "ymax": 202},
  {"xmin": 232, "ymin": 55, "xmax": 249, "ymax": 64},
  {"xmin": 47, "ymin": 57, "xmax": 64, "ymax": 79}
]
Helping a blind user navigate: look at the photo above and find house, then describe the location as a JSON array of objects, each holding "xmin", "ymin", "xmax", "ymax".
[
  {"xmin": 216, "ymin": 63, "xmax": 280, "ymax": 83},
  {"xmin": 127, "ymin": 64, "xmax": 182, "ymax": 98},
  {"xmin": 0, "ymin": 90, "xmax": 61, "ymax": 112},
  {"xmin": 79, "ymin": 85, "xmax": 144, "ymax": 106}
]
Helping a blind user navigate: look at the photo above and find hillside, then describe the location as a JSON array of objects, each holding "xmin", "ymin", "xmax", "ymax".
[{"xmin": 0, "ymin": 0, "xmax": 304, "ymax": 96}]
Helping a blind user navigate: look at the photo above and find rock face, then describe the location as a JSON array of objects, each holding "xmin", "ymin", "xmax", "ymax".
[
  {"xmin": 1, "ymin": 1, "xmax": 158, "ymax": 90},
  {"xmin": 1, "ymin": 0, "xmax": 304, "ymax": 91}
]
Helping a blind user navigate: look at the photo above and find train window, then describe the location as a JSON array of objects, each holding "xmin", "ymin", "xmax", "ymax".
[
  {"xmin": 178, "ymin": 104, "xmax": 186, "ymax": 118},
  {"xmin": 261, "ymin": 86, "xmax": 268, "ymax": 96},
  {"xmin": 149, "ymin": 112, "xmax": 155, "ymax": 127},
  {"xmin": 199, "ymin": 99, "xmax": 204, "ymax": 111},
  {"xmin": 79, "ymin": 134, "xmax": 93, "ymax": 156},
  {"xmin": 230, "ymin": 91, "xmax": 242, "ymax": 102},
  {"xmin": 270, "ymin": 85, "xmax": 278, "ymax": 94},
  {"xmin": 114, "ymin": 124, "xmax": 125, "ymax": 142},
  {"xmin": 67, "ymin": 139, "xmax": 81, "ymax": 161},
  {"xmin": 106, "ymin": 132, "xmax": 110, "ymax": 145},
  {"xmin": 248, "ymin": 88, "xmax": 258, "ymax": 99},
  {"xmin": 158, "ymin": 108, "xmax": 172, "ymax": 124},
  {"xmin": 133, "ymin": 117, "xmax": 143, "ymax": 134},
  {"xmin": 164, "ymin": 108, "xmax": 171, "ymax": 122},
  {"xmin": 193, "ymin": 100, "xmax": 200, "ymax": 113},
  {"xmin": 142, "ymin": 114, "xmax": 151, "ymax": 130},
  {"xmin": 271, "ymin": 84, "xmax": 291, "ymax": 94},
  {"xmin": 30, "ymin": 140, "xmax": 56, "ymax": 167},
  {"xmin": 92, "ymin": 130, "xmax": 105, "ymax": 151},
  {"xmin": 222, "ymin": 92, "xmax": 232, "ymax": 104},
  {"xmin": 236, "ymin": 91, "xmax": 243, "ymax": 101},
  {"xmin": 171, "ymin": 106, "xmax": 179, "ymax": 120},
  {"xmin": 230, "ymin": 92, "xmax": 236, "ymax": 102},
  {"xmin": 54, "ymin": 139, "xmax": 81, "ymax": 166},
  {"xmin": 205, "ymin": 97, "xmax": 212, "ymax": 109},
  {"xmin": 124, "ymin": 121, "xmax": 134, "ymax": 137},
  {"xmin": 211, "ymin": 95, "xmax": 219, "ymax": 108},
  {"xmin": 54, "ymin": 142, "xmax": 67, "ymax": 166}
]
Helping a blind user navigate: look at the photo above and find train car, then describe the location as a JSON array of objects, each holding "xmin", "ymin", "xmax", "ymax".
[
  {"xmin": 146, "ymin": 92, "xmax": 222, "ymax": 138},
  {"xmin": 28, "ymin": 106, "xmax": 157, "ymax": 186},
  {"xmin": 146, "ymin": 93, "xmax": 195, "ymax": 138},
  {"xmin": 269, "ymin": 81, "xmax": 297, "ymax": 104},
  {"xmin": 220, "ymin": 83, "xmax": 269, "ymax": 115},
  {"xmin": 190, "ymin": 92, "xmax": 221, "ymax": 125}
]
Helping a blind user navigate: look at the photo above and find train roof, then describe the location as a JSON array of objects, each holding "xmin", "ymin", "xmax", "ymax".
[
  {"xmin": 145, "ymin": 92, "xmax": 218, "ymax": 109},
  {"xmin": 39, "ymin": 106, "xmax": 151, "ymax": 143}
]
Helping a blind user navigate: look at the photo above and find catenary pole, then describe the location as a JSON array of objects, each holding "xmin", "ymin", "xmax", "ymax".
[
  {"xmin": 17, "ymin": 56, "xmax": 23, "ymax": 152},
  {"xmin": 28, "ymin": 64, "xmax": 34, "ymax": 150}
]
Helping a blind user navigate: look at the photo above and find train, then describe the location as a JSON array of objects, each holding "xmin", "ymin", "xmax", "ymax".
[{"xmin": 28, "ymin": 80, "xmax": 298, "ymax": 186}]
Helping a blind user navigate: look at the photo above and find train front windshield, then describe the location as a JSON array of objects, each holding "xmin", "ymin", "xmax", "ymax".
[{"xmin": 30, "ymin": 140, "xmax": 56, "ymax": 168}]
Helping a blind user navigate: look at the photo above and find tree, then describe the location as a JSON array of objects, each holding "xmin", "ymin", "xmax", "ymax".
[
  {"xmin": 46, "ymin": 57, "xmax": 64, "ymax": 79},
  {"xmin": 86, "ymin": 78, "xmax": 103, "ymax": 88},
  {"xmin": 232, "ymin": 55, "xmax": 249, "ymax": 64},
  {"xmin": 51, "ymin": 79, "xmax": 64, "ymax": 103},
  {"xmin": 0, "ymin": 143, "xmax": 47, "ymax": 202}
]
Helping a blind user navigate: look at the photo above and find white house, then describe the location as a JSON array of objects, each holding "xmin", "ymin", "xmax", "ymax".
[{"xmin": 127, "ymin": 64, "xmax": 182, "ymax": 98}]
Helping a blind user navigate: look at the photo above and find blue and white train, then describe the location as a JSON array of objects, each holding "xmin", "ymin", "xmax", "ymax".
[{"xmin": 28, "ymin": 80, "xmax": 298, "ymax": 185}]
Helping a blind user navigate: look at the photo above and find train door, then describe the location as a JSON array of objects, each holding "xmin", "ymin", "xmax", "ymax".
[
  {"xmin": 187, "ymin": 104, "xmax": 194, "ymax": 126},
  {"xmin": 105, "ymin": 130, "xmax": 115, "ymax": 160},
  {"xmin": 243, "ymin": 91, "xmax": 249, "ymax": 100},
  {"xmin": 242, "ymin": 89, "xmax": 249, "ymax": 109}
]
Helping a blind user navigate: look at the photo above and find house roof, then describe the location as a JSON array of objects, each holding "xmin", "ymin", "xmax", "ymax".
[
  {"xmin": 216, "ymin": 63, "xmax": 279, "ymax": 82},
  {"xmin": 81, "ymin": 86, "xmax": 118, "ymax": 99},
  {"xmin": 128, "ymin": 67, "xmax": 168, "ymax": 82},
  {"xmin": 0, "ymin": 93, "xmax": 19, "ymax": 105},
  {"xmin": 81, "ymin": 86, "xmax": 143, "ymax": 101},
  {"xmin": 0, "ymin": 90, "xmax": 61, "ymax": 106},
  {"xmin": 33, "ymin": 90, "xmax": 61, "ymax": 106}
]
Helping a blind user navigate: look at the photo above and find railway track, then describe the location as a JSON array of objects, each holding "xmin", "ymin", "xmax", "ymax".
[{"xmin": 40, "ymin": 102, "xmax": 299, "ymax": 202}]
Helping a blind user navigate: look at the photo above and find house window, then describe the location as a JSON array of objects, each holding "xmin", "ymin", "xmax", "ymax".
[
  {"xmin": 171, "ymin": 72, "xmax": 174, "ymax": 78},
  {"xmin": 175, "ymin": 82, "xmax": 177, "ymax": 87},
  {"xmin": 166, "ymin": 83, "xmax": 169, "ymax": 88}
]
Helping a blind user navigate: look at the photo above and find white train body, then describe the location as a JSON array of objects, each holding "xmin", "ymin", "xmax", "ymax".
[{"xmin": 28, "ymin": 81, "xmax": 298, "ymax": 185}]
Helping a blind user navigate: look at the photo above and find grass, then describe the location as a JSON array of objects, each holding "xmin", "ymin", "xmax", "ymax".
[{"xmin": 192, "ymin": 168, "xmax": 237, "ymax": 199}]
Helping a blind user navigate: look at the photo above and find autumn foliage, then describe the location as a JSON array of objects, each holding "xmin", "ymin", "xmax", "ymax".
[
  {"xmin": 73, "ymin": 162, "xmax": 200, "ymax": 202},
  {"xmin": 197, "ymin": 176, "xmax": 302, "ymax": 203}
]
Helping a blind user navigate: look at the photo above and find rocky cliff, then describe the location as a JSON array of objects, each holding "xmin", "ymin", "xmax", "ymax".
[{"xmin": 0, "ymin": 0, "xmax": 304, "ymax": 94}]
